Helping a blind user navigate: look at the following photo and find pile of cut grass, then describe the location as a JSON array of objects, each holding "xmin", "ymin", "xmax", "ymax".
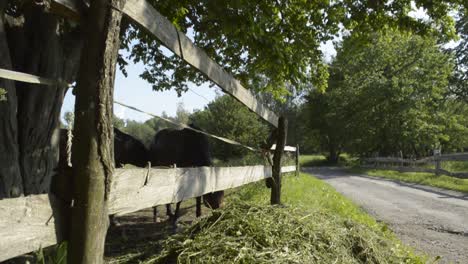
[{"xmin": 133, "ymin": 174, "xmax": 425, "ymax": 264}]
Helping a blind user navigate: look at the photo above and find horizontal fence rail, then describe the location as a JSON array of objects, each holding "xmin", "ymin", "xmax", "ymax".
[
  {"xmin": 0, "ymin": 1, "xmax": 301, "ymax": 261},
  {"xmin": 0, "ymin": 165, "xmax": 296, "ymax": 262},
  {"xmin": 362, "ymin": 153, "xmax": 468, "ymax": 179},
  {"xmin": 50, "ymin": 0, "xmax": 279, "ymax": 127}
]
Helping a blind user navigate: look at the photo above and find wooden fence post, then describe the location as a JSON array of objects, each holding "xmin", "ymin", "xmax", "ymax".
[
  {"xmin": 271, "ymin": 116, "xmax": 287, "ymax": 205},
  {"xmin": 295, "ymin": 144, "xmax": 300, "ymax": 177},
  {"xmin": 434, "ymin": 148, "xmax": 441, "ymax": 176},
  {"xmin": 68, "ymin": 0, "xmax": 125, "ymax": 263}
]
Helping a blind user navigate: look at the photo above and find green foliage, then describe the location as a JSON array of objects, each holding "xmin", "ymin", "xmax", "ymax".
[
  {"xmin": 450, "ymin": 6, "xmax": 468, "ymax": 101},
  {"xmin": 351, "ymin": 168, "xmax": 468, "ymax": 193},
  {"xmin": 300, "ymin": 154, "xmax": 358, "ymax": 167},
  {"xmin": 118, "ymin": 0, "xmax": 461, "ymax": 101},
  {"xmin": 36, "ymin": 241, "xmax": 68, "ymax": 264},
  {"xmin": 121, "ymin": 120, "xmax": 156, "ymax": 147},
  {"xmin": 190, "ymin": 95, "xmax": 269, "ymax": 161},
  {"xmin": 63, "ymin": 112, "xmax": 74, "ymax": 129},
  {"xmin": 113, "ymin": 114, "xmax": 125, "ymax": 130},
  {"xmin": 144, "ymin": 174, "xmax": 425, "ymax": 263},
  {"xmin": 442, "ymin": 160, "xmax": 468, "ymax": 173},
  {"xmin": 111, "ymin": 103, "xmax": 192, "ymax": 148},
  {"xmin": 0, "ymin": 88, "xmax": 6, "ymax": 101},
  {"xmin": 306, "ymin": 29, "xmax": 463, "ymax": 159}
]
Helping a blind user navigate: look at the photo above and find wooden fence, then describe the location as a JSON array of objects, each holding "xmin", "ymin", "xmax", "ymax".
[
  {"xmin": 362, "ymin": 153, "xmax": 468, "ymax": 179},
  {"xmin": 0, "ymin": 165, "xmax": 296, "ymax": 261},
  {"xmin": 0, "ymin": 0, "xmax": 298, "ymax": 262}
]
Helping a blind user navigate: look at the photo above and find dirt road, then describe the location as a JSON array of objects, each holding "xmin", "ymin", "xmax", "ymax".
[{"xmin": 303, "ymin": 167, "xmax": 468, "ymax": 263}]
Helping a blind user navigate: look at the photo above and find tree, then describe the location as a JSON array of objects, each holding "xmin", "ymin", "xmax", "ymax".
[
  {"xmin": 306, "ymin": 30, "xmax": 458, "ymax": 160},
  {"xmin": 190, "ymin": 95, "xmax": 269, "ymax": 161},
  {"xmin": 450, "ymin": 6, "xmax": 468, "ymax": 101},
  {"xmin": 120, "ymin": 120, "xmax": 155, "ymax": 147},
  {"xmin": 0, "ymin": 0, "xmax": 462, "ymax": 198},
  {"xmin": 175, "ymin": 102, "xmax": 190, "ymax": 125}
]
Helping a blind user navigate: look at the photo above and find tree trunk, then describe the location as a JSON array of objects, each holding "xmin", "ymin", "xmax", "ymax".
[
  {"xmin": 68, "ymin": 0, "xmax": 124, "ymax": 262},
  {"xmin": 327, "ymin": 144, "xmax": 339, "ymax": 164},
  {"xmin": 0, "ymin": 4, "xmax": 82, "ymax": 199},
  {"xmin": 14, "ymin": 7, "xmax": 66, "ymax": 194},
  {"xmin": 0, "ymin": 2, "xmax": 22, "ymax": 198}
]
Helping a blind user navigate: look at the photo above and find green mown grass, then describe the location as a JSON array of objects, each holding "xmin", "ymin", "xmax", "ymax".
[
  {"xmin": 441, "ymin": 160, "xmax": 468, "ymax": 173},
  {"xmin": 299, "ymin": 153, "xmax": 468, "ymax": 194},
  {"xmin": 134, "ymin": 173, "xmax": 425, "ymax": 264},
  {"xmin": 350, "ymin": 167, "xmax": 468, "ymax": 194}
]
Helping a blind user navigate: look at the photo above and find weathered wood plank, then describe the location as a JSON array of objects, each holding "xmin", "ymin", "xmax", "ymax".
[
  {"xmin": 122, "ymin": 0, "xmax": 278, "ymax": 127},
  {"xmin": 295, "ymin": 145, "xmax": 300, "ymax": 177},
  {"xmin": 49, "ymin": 0, "xmax": 279, "ymax": 127},
  {"xmin": 364, "ymin": 153, "xmax": 468, "ymax": 164},
  {"xmin": 271, "ymin": 144, "xmax": 296, "ymax": 152},
  {"xmin": 0, "ymin": 68, "xmax": 63, "ymax": 86},
  {"xmin": 438, "ymin": 153, "xmax": 468, "ymax": 161},
  {"xmin": 0, "ymin": 194, "xmax": 68, "ymax": 262},
  {"xmin": 109, "ymin": 165, "xmax": 294, "ymax": 215},
  {"xmin": 0, "ymin": 165, "xmax": 296, "ymax": 261}
]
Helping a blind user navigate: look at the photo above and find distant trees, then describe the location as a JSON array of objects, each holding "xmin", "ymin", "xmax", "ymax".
[
  {"xmin": 305, "ymin": 30, "xmax": 466, "ymax": 160},
  {"xmin": 190, "ymin": 95, "xmax": 269, "ymax": 161},
  {"xmin": 450, "ymin": 6, "xmax": 468, "ymax": 102},
  {"xmin": 110, "ymin": 102, "xmax": 191, "ymax": 148}
]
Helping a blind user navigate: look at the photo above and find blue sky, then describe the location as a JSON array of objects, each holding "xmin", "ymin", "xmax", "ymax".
[
  {"xmin": 61, "ymin": 59, "xmax": 220, "ymax": 122},
  {"xmin": 60, "ymin": 41, "xmax": 336, "ymax": 123}
]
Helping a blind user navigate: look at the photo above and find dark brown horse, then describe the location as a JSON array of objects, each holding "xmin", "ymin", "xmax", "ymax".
[{"xmin": 150, "ymin": 125, "xmax": 224, "ymax": 227}]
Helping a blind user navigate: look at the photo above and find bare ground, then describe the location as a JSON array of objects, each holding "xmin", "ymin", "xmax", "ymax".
[
  {"xmin": 303, "ymin": 167, "xmax": 468, "ymax": 264},
  {"xmin": 105, "ymin": 200, "xmax": 210, "ymax": 263}
]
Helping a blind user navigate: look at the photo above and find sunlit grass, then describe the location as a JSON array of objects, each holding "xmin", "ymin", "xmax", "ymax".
[
  {"xmin": 140, "ymin": 173, "xmax": 425, "ymax": 264},
  {"xmin": 350, "ymin": 168, "xmax": 468, "ymax": 193},
  {"xmin": 299, "ymin": 154, "xmax": 358, "ymax": 167}
]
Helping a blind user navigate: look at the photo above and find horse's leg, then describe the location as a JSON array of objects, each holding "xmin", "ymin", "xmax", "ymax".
[
  {"xmin": 153, "ymin": 206, "xmax": 158, "ymax": 223},
  {"xmin": 196, "ymin": 196, "xmax": 202, "ymax": 217},
  {"xmin": 166, "ymin": 203, "xmax": 173, "ymax": 217},
  {"xmin": 171, "ymin": 202, "xmax": 181, "ymax": 232},
  {"xmin": 174, "ymin": 202, "xmax": 181, "ymax": 221},
  {"xmin": 109, "ymin": 215, "xmax": 118, "ymax": 226}
]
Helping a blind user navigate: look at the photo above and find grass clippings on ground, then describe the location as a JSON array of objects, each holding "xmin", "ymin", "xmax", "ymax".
[{"xmin": 128, "ymin": 174, "xmax": 425, "ymax": 264}]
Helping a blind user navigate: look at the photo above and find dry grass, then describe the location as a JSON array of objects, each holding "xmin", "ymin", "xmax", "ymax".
[{"xmin": 110, "ymin": 174, "xmax": 425, "ymax": 264}]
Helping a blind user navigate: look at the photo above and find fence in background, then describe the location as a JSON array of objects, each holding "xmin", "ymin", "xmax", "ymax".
[{"xmin": 362, "ymin": 153, "xmax": 468, "ymax": 179}]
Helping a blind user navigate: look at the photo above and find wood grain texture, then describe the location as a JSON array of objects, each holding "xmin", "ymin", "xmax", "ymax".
[
  {"xmin": 0, "ymin": 194, "xmax": 68, "ymax": 262},
  {"xmin": 109, "ymin": 165, "xmax": 295, "ymax": 215},
  {"xmin": 0, "ymin": 165, "xmax": 296, "ymax": 261},
  {"xmin": 0, "ymin": 68, "xmax": 62, "ymax": 86}
]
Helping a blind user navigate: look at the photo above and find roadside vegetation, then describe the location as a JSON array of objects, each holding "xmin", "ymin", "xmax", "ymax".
[
  {"xmin": 301, "ymin": 154, "xmax": 468, "ymax": 193},
  {"xmin": 299, "ymin": 154, "xmax": 357, "ymax": 167},
  {"xmin": 350, "ymin": 167, "xmax": 468, "ymax": 194},
  {"xmin": 110, "ymin": 173, "xmax": 426, "ymax": 263}
]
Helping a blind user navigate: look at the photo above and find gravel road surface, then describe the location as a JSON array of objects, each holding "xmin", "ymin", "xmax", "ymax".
[{"xmin": 303, "ymin": 167, "xmax": 468, "ymax": 263}]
